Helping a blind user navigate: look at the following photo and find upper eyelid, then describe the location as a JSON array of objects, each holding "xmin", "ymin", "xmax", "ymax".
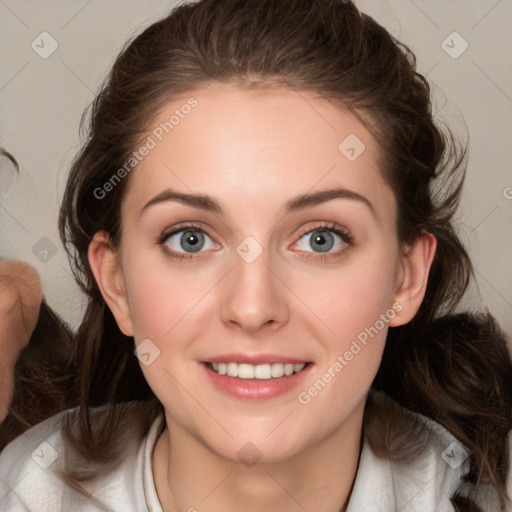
[
  {"xmin": 161, "ymin": 222, "xmax": 214, "ymax": 239},
  {"xmin": 160, "ymin": 221, "xmax": 349, "ymax": 240},
  {"xmin": 295, "ymin": 221, "xmax": 349, "ymax": 235},
  {"xmin": 158, "ymin": 225, "xmax": 217, "ymax": 255},
  {"xmin": 292, "ymin": 227, "xmax": 351, "ymax": 248},
  {"xmin": 160, "ymin": 226, "xmax": 218, "ymax": 257},
  {"xmin": 291, "ymin": 221, "xmax": 352, "ymax": 244}
]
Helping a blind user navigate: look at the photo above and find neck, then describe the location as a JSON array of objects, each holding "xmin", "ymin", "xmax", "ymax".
[{"xmin": 153, "ymin": 400, "xmax": 365, "ymax": 512}]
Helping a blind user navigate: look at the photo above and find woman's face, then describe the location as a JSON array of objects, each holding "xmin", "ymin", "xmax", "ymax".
[{"xmin": 104, "ymin": 83, "xmax": 415, "ymax": 462}]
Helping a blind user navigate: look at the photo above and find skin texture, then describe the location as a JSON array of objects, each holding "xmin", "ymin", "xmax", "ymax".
[
  {"xmin": 0, "ymin": 260, "xmax": 42, "ymax": 422},
  {"xmin": 89, "ymin": 84, "xmax": 436, "ymax": 512}
]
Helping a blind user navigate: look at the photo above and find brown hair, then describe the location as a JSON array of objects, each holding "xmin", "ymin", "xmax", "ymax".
[
  {"xmin": 0, "ymin": 149, "xmax": 77, "ymax": 449},
  {"xmin": 0, "ymin": 300, "xmax": 76, "ymax": 450},
  {"xmin": 58, "ymin": 0, "xmax": 512, "ymax": 509}
]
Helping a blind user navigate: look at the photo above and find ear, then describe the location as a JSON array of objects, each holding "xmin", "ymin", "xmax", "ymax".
[
  {"xmin": 388, "ymin": 231, "xmax": 437, "ymax": 327},
  {"xmin": 88, "ymin": 231, "xmax": 133, "ymax": 336}
]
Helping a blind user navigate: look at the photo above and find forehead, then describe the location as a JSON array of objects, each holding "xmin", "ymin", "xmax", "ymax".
[{"xmin": 123, "ymin": 83, "xmax": 394, "ymax": 221}]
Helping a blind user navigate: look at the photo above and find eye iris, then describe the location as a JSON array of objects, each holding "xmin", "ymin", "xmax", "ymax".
[
  {"xmin": 180, "ymin": 231, "xmax": 204, "ymax": 252},
  {"xmin": 310, "ymin": 231, "xmax": 334, "ymax": 252}
]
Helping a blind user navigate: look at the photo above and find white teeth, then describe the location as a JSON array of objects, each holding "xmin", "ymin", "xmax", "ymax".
[
  {"xmin": 209, "ymin": 361, "xmax": 307, "ymax": 380},
  {"xmin": 238, "ymin": 364, "xmax": 254, "ymax": 379},
  {"xmin": 271, "ymin": 363, "xmax": 284, "ymax": 377},
  {"xmin": 227, "ymin": 362, "xmax": 238, "ymax": 377},
  {"xmin": 254, "ymin": 364, "xmax": 271, "ymax": 379}
]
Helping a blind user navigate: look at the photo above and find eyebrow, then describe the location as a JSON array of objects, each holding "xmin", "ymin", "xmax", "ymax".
[
  {"xmin": 140, "ymin": 187, "xmax": 375, "ymax": 218},
  {"xmin": 284, "ymin": 188, "xmax": 376, "ymax": 217},
  {"xmin": 140, "ymin": 190, "xmax": 222, "ymax": 217}
]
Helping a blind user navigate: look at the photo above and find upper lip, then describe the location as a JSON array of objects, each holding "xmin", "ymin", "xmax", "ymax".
[{"xmin": 203, "ymin": 353, "xmax": 310, "ymax": 365}]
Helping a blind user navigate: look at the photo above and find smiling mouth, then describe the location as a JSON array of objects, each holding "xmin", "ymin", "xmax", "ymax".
[{"xmin": 205, "ymin": 362, "xmax": 309, "ymax": 380}]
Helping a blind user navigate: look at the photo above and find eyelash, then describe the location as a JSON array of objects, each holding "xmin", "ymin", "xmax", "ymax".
[
  {"xmin": 293, "ymin": 221, "xmax": 353, "ymax": 261},
  {"xmin": 157, "ymin": 221, "xmax": 353, "ymax": 261},
  {"xmin": 157, "ymin": 222, "xmax": 213, "ymax": 261}
]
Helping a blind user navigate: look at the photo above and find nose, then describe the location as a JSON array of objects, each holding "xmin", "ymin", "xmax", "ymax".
[{"xmin": 219, "ymin": 247, "xmax": 289, "ymax": 334}]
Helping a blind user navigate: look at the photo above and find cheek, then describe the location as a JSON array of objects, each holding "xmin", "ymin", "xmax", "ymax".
[
  {"xmin": 123, "ymin": 252, "xmax": 214, "ymax": 342},
  {"xmin": 289, "ymin": 251, "xmax": 399, "ymax": 344},
  {"xmin": 287, "ymin": 249, "xmax": 399, "ymax": 409},
  {"xmin": 293, "ymin": 266, "xmax": 394, "ymax": 434}
]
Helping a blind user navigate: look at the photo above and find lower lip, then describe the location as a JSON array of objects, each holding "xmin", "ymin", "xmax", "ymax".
[{"xmin": 201, "ymin": 363, "xmax": 312, "ymax": 400}]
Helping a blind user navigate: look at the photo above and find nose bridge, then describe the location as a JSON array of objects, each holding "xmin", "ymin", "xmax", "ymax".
[{"xmin": 220, "ymin": 239, "xmax": 289, "ymax": 332}]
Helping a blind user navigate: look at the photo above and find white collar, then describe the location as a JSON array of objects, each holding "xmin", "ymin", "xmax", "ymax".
[
  {"xmin": 143, "ymin": 413, "xmax": 165, "ymax": 512},
  {"xmin": 347, "ymin": 392, "xmax": 471, "ymax": 511},
  {"xmin": 141, "ymin": 398, "xmax": 470, "ymax": 512}
]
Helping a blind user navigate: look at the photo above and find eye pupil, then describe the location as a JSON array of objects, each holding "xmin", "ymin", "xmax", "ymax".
[
  {"xmin": 310, "ymin": 231, "xmax": 334, "ymax": 252},
  {"xmin": 180, "ymin": 231, "xmax": 204, "ymax": 252}
]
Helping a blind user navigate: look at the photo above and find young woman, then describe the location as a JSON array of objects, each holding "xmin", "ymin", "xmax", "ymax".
[{"xmin": 0, "ymin": 1, "xmax": 511, "ymax": 511}]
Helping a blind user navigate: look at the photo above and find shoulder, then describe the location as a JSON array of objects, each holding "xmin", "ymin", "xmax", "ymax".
[
  {"xmin": 467, "ymin": 429, "xmax": 512, "ymax": 512},
  {"xmin": 351, "ymin": 391, "xmax": 512, "ymax": 511},
  {"xmin": 0, "ymin": 404, "xmax": 156, "ymax": 511},
  {"xmin": 349, "ymin": 391, "xmax": 472, "ymax": 512},
  {"xmin": 0, "ymin": 410, "xmax": 69, "ymax": 509}
]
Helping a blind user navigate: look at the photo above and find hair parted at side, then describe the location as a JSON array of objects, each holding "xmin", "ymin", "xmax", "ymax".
[{"xmin": 59, "ymin": 0, "xmax": 512, "ymax": 509}]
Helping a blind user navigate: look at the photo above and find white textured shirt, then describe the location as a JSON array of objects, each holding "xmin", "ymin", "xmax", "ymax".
[{"xmin": 0, "ymin": 398, "xmax": 508, "ymax": 511}]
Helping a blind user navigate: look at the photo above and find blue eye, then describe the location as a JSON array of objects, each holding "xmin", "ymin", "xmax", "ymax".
[
  {"xmin": 295, "ymin": 229, "xmax": 348, "ymax": 253},
  {"xmin": 163, "ymin": 229, "xmax": 217, "ymax": 253}
]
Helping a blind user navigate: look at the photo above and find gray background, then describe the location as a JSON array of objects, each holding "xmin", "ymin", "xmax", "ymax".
[{"xmin": 0, "ymin": 0, "xmax": 511, "ymax": 341}]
